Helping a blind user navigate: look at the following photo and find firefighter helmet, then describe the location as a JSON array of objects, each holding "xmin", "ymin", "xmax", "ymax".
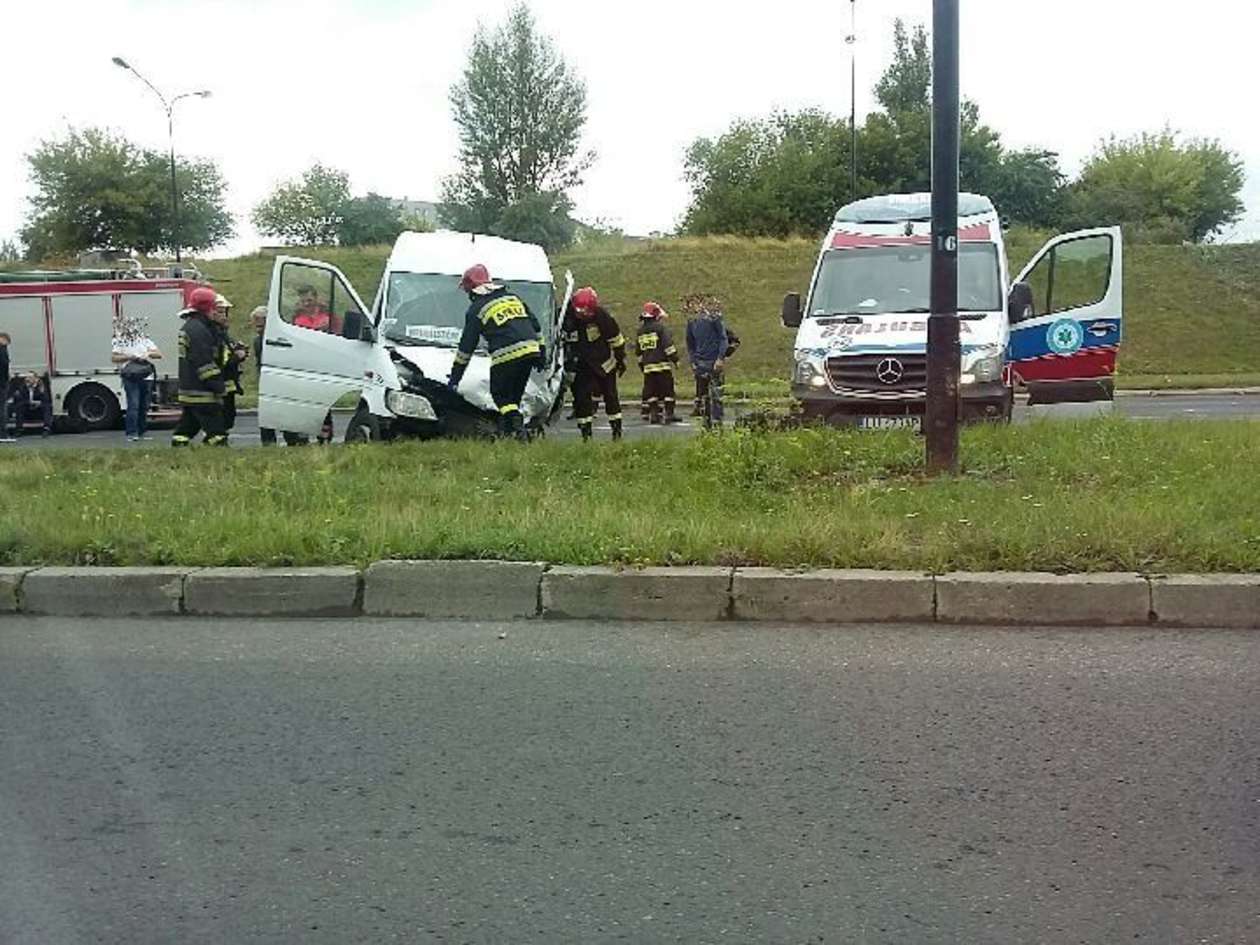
[
  {"xmin": 459, "ymin": 264, "xmax": 492, "ymax": 292},
  {"xmin": 572, "ymin": 286, "xmax": 599, "ymax": 315},
  {"xmin": 642, "ymin": 301, "xmax": 665, "ymax": 319},
  {"xmin": 189, "ymin": 286, "xmax": 217, "ymax": 314}
]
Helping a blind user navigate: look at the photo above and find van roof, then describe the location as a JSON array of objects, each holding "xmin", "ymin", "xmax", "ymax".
[
  {"xmin": 387, "ymin": 231, "xmax": 553, "ymax": 283},
  {"xmin": 835, "ymin": 192, "xmax": 995, "ymax": 225}
]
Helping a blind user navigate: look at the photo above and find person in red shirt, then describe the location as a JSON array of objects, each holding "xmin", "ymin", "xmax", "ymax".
[{"xmin": 293, "ymin": 286, "xmax": 341, "ymax": 335}]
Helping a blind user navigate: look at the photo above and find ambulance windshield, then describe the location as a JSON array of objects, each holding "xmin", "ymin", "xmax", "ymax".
[{"xmin": 810, "ymin": 243, "xmax": 1001, "ymax": 316}]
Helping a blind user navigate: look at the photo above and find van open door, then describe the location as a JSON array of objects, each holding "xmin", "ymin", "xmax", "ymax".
[
  {"xmin": 1008, "ymin": 227, "xmax": 1122, "ymax": 404},
  {"xmin": 258, "ymin": 256, "xmax": 377, "ymax": 436}
]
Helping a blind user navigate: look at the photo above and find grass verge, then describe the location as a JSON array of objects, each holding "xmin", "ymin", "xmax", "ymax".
[{"xmin": 2, "ymin": 419, "xmax": 1257, "ymax": 572}]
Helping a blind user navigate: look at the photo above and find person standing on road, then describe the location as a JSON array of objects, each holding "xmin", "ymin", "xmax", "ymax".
[
  {"xmin": 563, "ymin": 286, "xmax": 627, "ymax": 441},
  {"xmin": 111, "ymin": 317, "xmax": 163, "ymax": 442},
  {"xmin": 447, "ymin": 264, "xmax": 546, "ymax": 442},
  {"xmin": 684, "ymin": 294, "xmax": 739, "ymax": 426},
  {"xmin": 636, "ymin": 302, "xmax": 680, "ymax": 425},
  {"xmin": 0, "ymin": 332, "xmax": 13, "ymax": 443},
  {"xmin": 211, "ymin": 294, "xmax": 249, "ymax": 434},
  {"xmin": 171, "ymin": 286, "xmax": 229, "ymax": 447}
]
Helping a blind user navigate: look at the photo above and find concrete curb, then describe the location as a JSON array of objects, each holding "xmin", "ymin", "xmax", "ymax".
[
  {"xmin": 185, "ymin": 568, "xmax": 360, "ymax": 617},
  {"xmin": 363, "ymin": 560, "xmax": 545, "ymax": 619},
  {"xmin": 0, "ymin": 565, "xmax": 1256, "ymax": 628}
]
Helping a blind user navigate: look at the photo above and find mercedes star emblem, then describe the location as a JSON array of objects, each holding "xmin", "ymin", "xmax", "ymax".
[{"xmin": 876, "ymin": 358, "xmax": 905, "ymax": 385}]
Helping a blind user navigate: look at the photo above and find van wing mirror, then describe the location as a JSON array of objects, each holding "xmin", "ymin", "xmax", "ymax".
[
  {"xmin": 341, "ymin": 310, "xmax": 376, "ymax": 343},
  {"xmin": 781, "ymin": 292, "xmax": 803, "ymax": 328},
  {"xmin": 1007, "ymin": 282, "xmax": 1034, "ymax": 324}
]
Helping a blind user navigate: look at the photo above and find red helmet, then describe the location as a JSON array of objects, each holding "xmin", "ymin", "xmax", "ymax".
[
  {"xmin": 459, "ymin": 264, "xmax": 491, "ymax": 292},
  {"xmin": 189, "ymin": 286, "xmax": 217, "ymax": 314},
  {"xmin": 572, "ymin": 286, "xmax": 599, "ymax": 315},
  {"xmin": 642, "ymin": 301, "xmax": 665, "ymax": 319}
]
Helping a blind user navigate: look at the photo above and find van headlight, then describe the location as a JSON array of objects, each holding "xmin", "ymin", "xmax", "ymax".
[
  {"xmin": 385, "ymin": 389, "xmax": 437, "ymax": 420},
  {"xmin": 961, "ymin": 347, "xmax": 1004, "ymax": 385},
  {"xmin": 794, "ymin": 353, "xmax": 828, "ymax": 389}
]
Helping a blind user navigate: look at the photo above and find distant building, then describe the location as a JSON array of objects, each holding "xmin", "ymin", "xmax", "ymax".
[{"xmin": 394, "ymin": 199, "xmax": 441, "ymax": 227}]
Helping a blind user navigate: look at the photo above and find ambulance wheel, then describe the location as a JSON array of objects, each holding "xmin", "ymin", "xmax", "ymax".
[
  {"xmin": 66, "ymin": 384, "xmax": 121, "ymax": 432},
  {"xmin": 344, "ymin": 405, "xmax": 381, "ymax": 444}
]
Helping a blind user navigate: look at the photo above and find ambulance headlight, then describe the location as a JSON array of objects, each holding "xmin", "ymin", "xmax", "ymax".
[
  {"xmin": 961, "ymin": 347, "xmax": 1004, "ymax": 385},
  {"xmin": 794, "ymin": 354, "xmax": 828, "ymax": 388},
  {"xmin": 385, "ymin": 389, "xmax": 437, "ymax": 420}
]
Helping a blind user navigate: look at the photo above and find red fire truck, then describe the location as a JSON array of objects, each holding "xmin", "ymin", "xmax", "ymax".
[{"xmin": 0, "ymin": 269, "xmax": 201, "ymax": 430}]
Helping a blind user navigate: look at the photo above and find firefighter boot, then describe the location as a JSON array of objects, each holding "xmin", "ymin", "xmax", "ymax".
[
  {"xmin": 578, "ymin": 418, "xmax": 593, "ymax": 442},
  {"xmin": 610, "ymin": 417, "xmax": 623, "ymax": 441},
  {"xmin": 664, "ymin": 399, "xmax": 677, "ymax": 424},
  {"xmin": 648, "ymin": 402, "xmax": 662, "ymax": 425}
]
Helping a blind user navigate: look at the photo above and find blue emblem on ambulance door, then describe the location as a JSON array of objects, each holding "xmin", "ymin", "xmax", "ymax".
[{"xmin": 1046, "ymin": 319, "xmax": 1084, "ymax": 355}]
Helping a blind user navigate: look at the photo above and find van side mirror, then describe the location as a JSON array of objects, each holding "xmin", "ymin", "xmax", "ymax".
[
  {"xmin": 1007, "ymin": 282, "xmax": 1034, "ymax": 324},
  {"xmin": 781, "ymin": 292, "xmax": 803, "ymax": 328},
  {"xmin": 341, "ymin": 310, "xmax": 376, "ymax": 343}
]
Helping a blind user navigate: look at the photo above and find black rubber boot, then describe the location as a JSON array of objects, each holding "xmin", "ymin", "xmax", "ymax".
[
  {"xmin": 579, "ymin": 421, "xmax": 593, "ymax": 441},
  {"xmin": 648, "ymin": 404, "xmax": 662, "ymax": 425},
  {"xmin": 610, "ymin": 418, "xmax": 623, "ymax": 441},
  {"xmin": 664, "ymin": 401, "xmax": 677, "ymax": 424}
]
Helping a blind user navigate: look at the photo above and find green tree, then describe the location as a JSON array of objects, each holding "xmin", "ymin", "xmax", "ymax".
[
  {"xmin": 874, "ymin": 19, "xmax": 931, "ymax": 114},
  {"xmin": 1065, "ymin": 131, "xmax": 1244, "ymax": 243},
  {"xmin": 251, "ymin": 164, "xmax": 351, "ymax": 245},
  {"xmin": 20, "ymin": 127, "xmax": 233, "ymax": 258},
  {"xmin": 440, "ymin": 2, "xmax": 592, "ymax": 247},
  {"xmin": 337, "ymin": 192, "xmax": 404, "ymax": 246},
  {"xmin": 493, "ymin": 191, "xmax": 576, "ymax": 251}
]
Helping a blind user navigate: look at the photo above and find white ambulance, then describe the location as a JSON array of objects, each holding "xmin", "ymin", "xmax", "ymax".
[
  {"xmin": 257, "ymin": 231, "xmax": 571, "ymax": 441},
  {"xmin": 781, "ymin": 193, "xmax": 1123, "ymax": 427},
  {"xmin": 0, "ymin": 270, "xmax": 193, "ymax": 430}
]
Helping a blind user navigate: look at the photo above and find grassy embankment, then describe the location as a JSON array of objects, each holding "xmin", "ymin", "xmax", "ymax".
[
  {"xmin": 1, "ymin": 419, "xmax": 1257, "ymax": 572},
  {"xmin": 197, "ymin": 233, "xmax": 1260, "ymax": 399}
]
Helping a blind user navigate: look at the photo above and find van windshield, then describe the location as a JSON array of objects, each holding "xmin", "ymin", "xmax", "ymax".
[
  {"xmin": 810, "ymin": 243, "xmax": 1001, "ymax": 316},
  {"xmin": 381, "ymin": 273, "xmax": 554, "ymax": 348}
]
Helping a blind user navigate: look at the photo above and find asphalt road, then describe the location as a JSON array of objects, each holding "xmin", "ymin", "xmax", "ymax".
[
  {"xmin": 3, "ymin": 392, "xmax": 1258, "ymax": 450},
  {"xmin": 2, "ymin": 618, "xmax": 1257, "ymax": 944}
]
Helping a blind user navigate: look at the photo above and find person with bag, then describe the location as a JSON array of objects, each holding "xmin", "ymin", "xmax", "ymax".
[{"xmin": 111, "ymin": 317, "xmax": 163, "ymax": 442}]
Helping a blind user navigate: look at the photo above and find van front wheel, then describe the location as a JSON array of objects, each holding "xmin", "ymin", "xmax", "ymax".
[{"xmin": 344, "ymin": 405, "xmax": 382, "ymax": 444}]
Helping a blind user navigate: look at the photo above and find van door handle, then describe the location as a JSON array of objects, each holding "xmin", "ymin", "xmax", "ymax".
[{"xmin": 265, "ymin": 339, "xmax": 293, "ymax": 348}]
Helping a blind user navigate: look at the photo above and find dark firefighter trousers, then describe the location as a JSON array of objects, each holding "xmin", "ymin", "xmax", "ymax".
[
  {"xmin": 641, "ymin": 371, "xmax": 676, "ymax": 418},
  {"xmin": 573, "ymin": 368, "xmax": 621, "ymax": 431},
  {"xmin": 172, "ymin": 404, "xmax": 229, "ymax": 446},
  {"xmin": 490, "ymin": 358, "xmax": 535, "ymax": 437}
]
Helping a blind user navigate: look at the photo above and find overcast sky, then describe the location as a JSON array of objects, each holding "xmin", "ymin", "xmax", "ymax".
[{"xmin": 2, "ymin": 0, "xmax": 1256, "ymax": 256}]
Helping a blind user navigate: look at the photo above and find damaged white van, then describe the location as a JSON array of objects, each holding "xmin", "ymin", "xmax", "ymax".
[
  {"xmin": 782, "ymin": 193, "xmax": 1123, "ymax": 427},
  {"xmin": 258, "ymin": 231, "xmax": 571, "ymax": 441}
]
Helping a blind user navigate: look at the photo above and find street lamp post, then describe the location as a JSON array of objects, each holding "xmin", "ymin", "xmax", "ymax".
[
  {"xmin": 111, "ymin": 57, "xmax": 210, "ymax": 263},
  {"xmin": 925, "ymin": 0, "xmax": 961, "ymax": 474}
]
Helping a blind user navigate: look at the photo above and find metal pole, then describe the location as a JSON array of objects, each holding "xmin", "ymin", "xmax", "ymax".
[
  {"xmin": 925, "ymin": 0, "xmax": 960, "ymax": 474},
  {"xmin": 168, "ymin": 108, "xmax": 181, "ymax": 263},
  {"xmin": 848, "ymin": 0, "xmax": 857, "ymax": 198}
]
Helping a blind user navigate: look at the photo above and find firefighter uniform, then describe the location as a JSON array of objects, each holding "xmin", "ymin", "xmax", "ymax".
[
  {"xmin": 172, "ymin": 309, "xmax": 229, "ymax": 446},
  {"xmin": 563, "ymin": 304, "xmax": 626, "ymax": 440},
  {"xmin": 214, "ymin": 326, "xmax": 248, "ymax": 432},
  {"xmin": 449, "ymin": 283, "xmax": 544, "ymax": 440},
  {"xmin": 635, "ymin": 316, "xmax": 679, "ymax": 424}
]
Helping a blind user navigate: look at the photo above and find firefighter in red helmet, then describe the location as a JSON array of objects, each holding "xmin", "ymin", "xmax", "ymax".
[
  {"xmin": 562, "ymin": 286, "xmax": 626, "ymax": 441},
  {"xmin": 447, "ymin": 263, "xmax": 545, "ymax": 441},
  {"xmin": 171, "ymin": 286, "xmax": 229, "ymax": 447},
  {"xmin": 635, "ymin": 301, "xmax": 680, "ymax": 424}
]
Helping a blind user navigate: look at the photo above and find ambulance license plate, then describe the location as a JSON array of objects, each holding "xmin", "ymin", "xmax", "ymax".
[{"xmin": 857, "ymin": 416, "xmax": 921, "ymax": 431}]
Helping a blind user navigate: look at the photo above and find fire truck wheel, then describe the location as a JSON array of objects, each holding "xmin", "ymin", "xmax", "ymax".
[{"xmin": 66, "ymin": 384, "xmax": 122, "ymax": 432}]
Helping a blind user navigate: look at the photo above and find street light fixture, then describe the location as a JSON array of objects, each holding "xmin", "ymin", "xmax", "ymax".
[{"xmin": 111, "ymin": 57, "xmax": 211, "ymax": 263}]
